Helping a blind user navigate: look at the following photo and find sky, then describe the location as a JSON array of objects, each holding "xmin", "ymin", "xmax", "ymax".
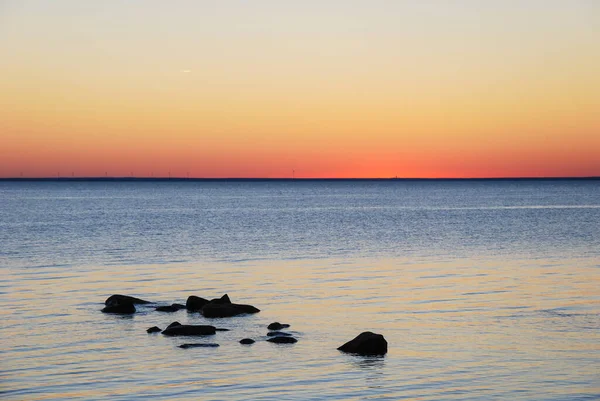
[{"xmin": 1, "ymin": 0, "xmax": 599, "ymax": 178}]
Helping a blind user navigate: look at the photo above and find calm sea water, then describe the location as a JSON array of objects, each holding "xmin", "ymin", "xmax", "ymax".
[{"xmin": 1, "ymin": 180, "xmax": 599, "ymax": 400}]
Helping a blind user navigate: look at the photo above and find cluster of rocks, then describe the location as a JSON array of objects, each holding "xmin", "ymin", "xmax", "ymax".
[
  {"xmin": 101, "ymin": 293, "xmax": 260, "ymax": 318},
  {"xmin": 102, "ymin": 294, "xmax": 387, "ymax": 356},
  {"xmin": 185, "ymin": 294, "xmax": 260, "ymax": 317},
  {"xmin": 238, "ymin": 321, "xmax": 298, "ymax": 345},
  {"xmin": 265, "ymin": 322, "xmax": 297, "ymax": 344}
]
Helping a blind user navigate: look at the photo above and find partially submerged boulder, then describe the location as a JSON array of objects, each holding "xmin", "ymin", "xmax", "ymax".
[
  {"xmin": 337, "ymin": 332, "xmax": 387, "ymax": 355},
  {"xmin": 161, "ymin": 324, "xmax": 217, "ymax": 336},
  {"xmin": 156, "ymin": 304, "xmax": 186, "ymax": 312},
  {"xmin": 201, "ymin": 303, "xmax": 260, "ymax": 318},
  {"xmin": 105, "ymin": 294, "xmax": 151, "ymax": 306},
  {"xmin": 147, "ymin": 326, "xmax": 162, "ymax": 333},
  {"xmin": 267, "ymin": 336, "xmax": 297, "ymax": 344},
  {"xmin": 209, "ymin": 294, "xmax": 231, "ymax": 304},
  {"xmin": 102, "ymin": 303, "xmax": 136, "ymax": 314},
  {"xmin": 267, "ymin": 331, "xmax": 293, "ymax": 337},
  {"xmin": 156, "ymin": 305, "xmax": 178, "ymax": 312},
  {"xmin": 179, "ymin": 343, "xmax": 219, "ymax": 349},
  {"xmin": 166, "ymin": 321, "xmax": 181, "ymax": 329},
  {"xmin": 267, "ymin": 322, "xmax": 290, "ymax": 330},
  {"xmin": 186, "ymin": 294, "xmax": 259, "ymax": 317},
  {"xmin": 186, "ymin": 295, "xmax": 209, "ymax": 311},
  {"xmin": 240, "ymin": 338, "xmax": 255, "ymax": 345}
]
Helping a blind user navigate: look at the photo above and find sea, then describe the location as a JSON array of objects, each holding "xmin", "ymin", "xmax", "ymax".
[{"xmin": 1, "ymin": 179, "xmax": 599, "ymax": 400}]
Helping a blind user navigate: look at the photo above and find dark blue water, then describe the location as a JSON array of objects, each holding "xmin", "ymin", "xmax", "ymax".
[
  {"xmin": 1, "ymin": 180, "xmax": 599, "ymax": 400},
  {"xmin": 2, "ymin": 180, "xmax": 599, "ymax": 268}
]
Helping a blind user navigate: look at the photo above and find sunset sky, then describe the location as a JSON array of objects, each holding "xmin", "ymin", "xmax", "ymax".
[{"xmin": 1, "ymin": 0, "xmax": 598, "ymax": 178}]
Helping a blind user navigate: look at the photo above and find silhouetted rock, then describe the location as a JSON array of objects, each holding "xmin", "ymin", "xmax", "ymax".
[
  {"xmin": 105, "ymin": 294, "xmax": 151, "ymax": 306},
  {"xmin": 166, "ymin": 321, "xmax": 182, "ymax": 329},
  {"xmin": 201, "ymin": 303, "xmax": 260, "ymax": 318},
  {"xmin": 233, "ymin": 304, "xmax": 260, "ymax": 313},
  {"xmin": 179, "ymin": 343, "xmax": 219, "ymax": 349},
  {"xmin": 157, "ymin": 303, "xmax": 186, "ymax": 311},
  {"xmin": 156, "ymin": 305, "xmax": 179, "ymax": 312},
  {"xmin": 147, "ymin": 326, "xmax": 162, "ymax": 333},
  {"xmin": 209, "ymin": 294, "xmax": 231, "ymax": 304},
  {"xmin": 102, "ymin": 303, "xmax": 136, "ymax": 314},
  {"xmin": 267, "ymin": 322, "xmax": 290, "ymax": 330},
  {"xmin": 267, "ymin": 331, "xmax": 293, "ymax": 337},
  {"xmin": 267, "ymin": 336, "xmax": 297, "ymax": 344},
  {"xmin": 186, "ymin": 295, "xmax": 209, "ymax": 311},
  {"xmin": 215, "ymin": 328, "xmax": 230, "ymax": 332},
  {"xmin": 337, "ymin": 332, "xmax": 387, "ymax": 355},
  {"xmin": 161, "ymin": 324, "xmax": 216, "ymax": 336},
  {"xmin": 240, "ymin": 338, "xmax": 255, "ymax": 345}
]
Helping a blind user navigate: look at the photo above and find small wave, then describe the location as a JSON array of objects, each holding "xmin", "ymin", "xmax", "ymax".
[{"xmin": 463, "ymin": 290, "xmax": 509, "ymax": 296}]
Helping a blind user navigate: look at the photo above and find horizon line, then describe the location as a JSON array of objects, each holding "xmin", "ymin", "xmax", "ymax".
[{"xmin": 1, "ymin": 176, "xmax": 599, "ymax": 182}]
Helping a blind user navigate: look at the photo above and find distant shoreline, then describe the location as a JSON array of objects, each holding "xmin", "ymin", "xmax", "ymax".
[{"xmin": 1, "ymin": 177, "xmax": 598, "ymax": 182}]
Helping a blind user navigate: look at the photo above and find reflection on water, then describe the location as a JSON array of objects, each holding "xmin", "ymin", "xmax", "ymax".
[
  {"xmin": 1, "ymin": 181, "xmax": 599, "ymax": 400},
  {"xmin": 352, "ymin": 355, "xmax": 386, "ymax": 391},
  {"xmin": 2, "ymin": 256, "xmax": 599, "ymax": 400},
  {"xmin": 353, "ymin": 355, "xmax": 386, "ymax": 369}
]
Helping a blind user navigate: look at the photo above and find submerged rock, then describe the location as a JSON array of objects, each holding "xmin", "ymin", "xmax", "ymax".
[
  {"xmin": 337, "ymin": 332, "xmax": 388, "ymax": 356},
  {"xmin": 166, "ymin": 321, "xmax": 182, "ymax": 329},
  {"xmin": 179, "ymin": 343, "xmax": 220, "ymax": 349},
  {"xmin": 267, "ymin": 331, "xmax": 293, "ymax": 337},
  {"xmin": 267, "ymin": 322, "xmax": 290, "ymax": 331},
  {"xmin": 105, "ymin": 294, "xmax": 151, "ymax": 306},
  {"xmin": 240, "ymin": 338, "xmax": 255, "ymax": 345},
  {"xmin": 267, "ymin": 336, "xmax": 297, "ymax": 344},
  {"xmin": 186, "ymin": 295, "xmax": 209, "ymax": 311},
  {"xmin": 155, "ymin": 305, "xmax": 177, "ymax": 312},
  {"xmin": 201, "ymin": 303, "xmax": 260, "ymax": 318},
  {"xmin": 146, "ymin": 326, "xmax": 162, "ymax": 333},
  {"xmin": 155, "ymin": 304, "xmax": 185, "ymax": 312},
  {"xmin": 161, "ymin": 324, "xmax": 216, "ymax": 336},
  {"xmin": 102, "ymin": 303, "xmax": 136, "ymax": 314}
]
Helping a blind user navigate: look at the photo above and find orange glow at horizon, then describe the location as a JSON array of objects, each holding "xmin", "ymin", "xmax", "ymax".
[{"xmin": 1, "ymin": 1, "xmax": 599, "ymax": 178}]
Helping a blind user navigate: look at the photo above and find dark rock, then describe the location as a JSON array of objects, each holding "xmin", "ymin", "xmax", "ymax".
[
  {"xmin": 147, "ymin": 326, "xmax": 162, "ymax": 333},
  {"xmin": 161, "ymin": 324, "xmax": 216, "ymax": 336},
  {"xmin": 215, "ymin": 328, "xmax": 230, "ymax": 332},
  {"xmin": 233, "ymin": 304, "xmax": 260, "ymax": 314},
  {"xmin": 267, "ymin": 336, "xmax": 297, "ymax": 344},
  {"xmin": 267, "ymin": 322, "xmax": 290, "ymax": 330},
  {"xmin": 209, "ymin": 294, "xmax": 231, "ymax": 304},
  {"xmin": 179, "ymin": 343, "xmax": 220, "ymax": 349},
  {"xmin": 156, "ymin": 305, "xmax": 180, "ymax": 312},
  {"xmin": 201, "ymin": 304, "xmax": 242, "ymax": 318},
  {"xmin": 267, "ymin": 331, "xmax": 293, "ymax": 337},
  {"xmin": 186, "ymin": 295, "xmax": 209, "ymax": 311},
  {"xmin": 171, "ymin": 303, "xmax": 186, "ymax": 310},
  {"xmin": 337, "ymin": 332, "xmax": 388, "ymax": 355},
  {"xmin": 240, "ymin": 338, "xmax": 255, "ymax": 345},
  {"xmin": 105, "ymin": 294, "xmax": 151, "ymax": 306},
  {"xmin": 166, "ymin": 321, "xmax": 182, "ymax": 329},
  {"xmin": 102, "ymin": 303, "xmax": 136, "ymax": 314},
  {"xmin": 201, "ymin": 303, "xmax": 260, "ymax": 318}
]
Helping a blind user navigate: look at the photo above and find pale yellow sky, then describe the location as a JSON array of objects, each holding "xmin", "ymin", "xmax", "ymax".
[{"xmin": 1, "ymin": 1, "xmax": 598, "ymax": 177}]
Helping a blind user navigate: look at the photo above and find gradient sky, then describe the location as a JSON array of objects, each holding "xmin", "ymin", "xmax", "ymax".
[{"xmin": 1, "ymin": 0, "xmax": 598, "ymax": 178}]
